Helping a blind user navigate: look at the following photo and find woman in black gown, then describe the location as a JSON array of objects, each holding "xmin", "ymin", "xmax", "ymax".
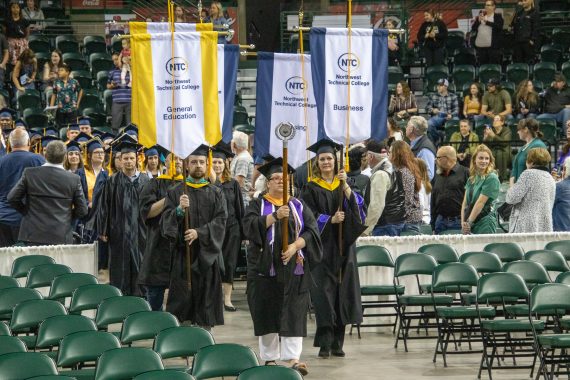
[{"xmin": 300, "ymin": 139, "xmax": 367, "ymax": 359}]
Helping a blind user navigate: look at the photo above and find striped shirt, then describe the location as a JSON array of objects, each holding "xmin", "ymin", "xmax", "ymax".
[{"xmin": 107, "ymin": 68, "xmax": 131, "ymax": 104}]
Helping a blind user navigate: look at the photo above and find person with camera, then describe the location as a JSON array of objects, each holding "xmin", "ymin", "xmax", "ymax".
[
  {"xmin": 471, "ymin": 0, "xmax": 504, "ymax": 65},
  {"xmin": 417, "ymin": 10, "xmax": 447, "ymax": 67},
  {"xmin": 537, "ymin": 73, "xmax": 570, "ymax": 131}
]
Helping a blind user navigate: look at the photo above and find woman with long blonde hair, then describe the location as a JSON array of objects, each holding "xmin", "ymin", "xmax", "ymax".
[{"xmin": 461, "ymin": 144, "xmax": 500, "ymax": 234}]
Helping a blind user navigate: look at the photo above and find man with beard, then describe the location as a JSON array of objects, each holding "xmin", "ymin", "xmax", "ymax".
[
  {"xmin": 138, "ymin": 152, "xmax": 183, "ymax": 310},
  {"xmin": 97, "ymin": 138, "xmax": 149, "ymax": 295},
  {"xmin": 160, "ymin": 145, "xmax": 227, "ymax": 328}
]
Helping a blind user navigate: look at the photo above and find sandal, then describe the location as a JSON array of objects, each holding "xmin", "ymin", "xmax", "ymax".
[
  {"xmin": 264, "ymin": 360, "xmax": 277, "ymax": 366},
  {"xmin": 292, "ymin": 362, "xmax": 309, "ymax": 376}
]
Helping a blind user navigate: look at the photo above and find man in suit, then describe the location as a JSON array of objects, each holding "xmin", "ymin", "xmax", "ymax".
[{"xmin": 8, "ymin": 140, "xmax": 88, "ymax": 245}]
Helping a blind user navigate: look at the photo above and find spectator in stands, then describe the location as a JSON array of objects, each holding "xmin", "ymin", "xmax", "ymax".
[
  {"xmin": 506, "ymin": 147, "xmax": 555, "ymax": 233},
  {"xmin": 389, "ymin": 141, "xmax": 422, "ymax": 234},
  {"xmin": 5, "ymin": 0, "xmax": 30, "ymax": 66},
  {"xmin": 426, "ymin": 78, "xmax": 459, "ymax": 146},
  {"xmin": 450, "ymin": 119, "xmax": 479, "ymax": 167},
  {"xmin": 389, "ymin": 81, "xmax": 417, "ymax": 121},
  {"xmin": 554, "ymin": 120, "xmax": 570, "ymax": 175},
  {"xmin": 511, "ymin": 118, "xmax": 547, "ymax": 184},
  {"xmin": 0, "ymin": 128, "xmax": 44, "ymax": 247},
  {"xmin": 8, "ymin": 139, "xmax": 87, "ymax": 245},
  {"xmin": 483, "ymin": 114, "xmax": 512, "ymax": 181},
  {"xmin": 22, "ymin": 0, "xmax": 45, "ymax": 35},
  {"xmin": 119, "ymin": 39, "xmax": 131, "ymax": 88},
  {"xmin": 478, "ymin": 78, "xmax": 513, "ymax": 122},
  {"xmin": 385, "ymin": 19, "xmax": 400, "ymax": 65},
  {"xmin": 362, "ymin": 139, "xmax": 404, "ymax": 237},
  {"xmin": 471, "ymin": 0, "xmax": 504, "ymax": 65},
  {"xmin": 42, "ymin": 49, "xmax": 62, "ymax": 102},
  {"xmin": 347, "ymin": 145, "xmax": 370, "ymax": 196},
  {"xmin": 387, "ymin": 117, "xmax": 403, "ymax": 143},
  {"xmin": 537, "ymin": 72, "xmax": 570, "ymax": 130},
  {"xmin": 0, "ymin": 31, "xmax": 9, "ymax": 90},
  {"xmin": 174, "ymin": 4, "xmax": 187, "ymax": 23},
  {"xmin": 406, "ymin": 116, "xmax": 436, "ymax": 180},
  {"xmin": 206, "ymin": 1, "xmax": 227, "ymax": 43},
  {"xmin": 50, "ymin": 63, "xmax": 82, "ymax": 128},
  {"xmin": 107, "ymin": 52, "xmax": 131, "ymax": 131},
  {"xmin": 231, "ymin": 130, "xmax": 254, "ymax": 207},
  {"xmin": 511, "ymin": 0, "xmax": 540, "ymax": 64},
  {"xmin": 461, "ymin": 144, "xmax": 500, "ymax": 234},
  {"xmin": 431, "ymin": 146, "xmax": 469, "ymax": 234},
  {"xmin": 11, "ymin": 48, "xmax": 36, "ymax": 97},
  {"xmin": 417, "ymin": 158, "xmax": 431, "ymax": 225},
  {"xmin": 553, "ymin": 157, "xmax": 570, "ymax": 231},
  {"xmin": 514, "ymin": 79, "xmax": 539, "ymax": 119},
  {"xmin": 463, "ymin": 83, "xmax": 483, "ymax": 120},
  {"xmin": 417, "ymin": 10, "xmax": 447, "ymax": 67}
]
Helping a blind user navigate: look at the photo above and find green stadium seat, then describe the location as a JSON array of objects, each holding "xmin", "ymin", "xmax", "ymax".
[
  {"xmin": 478, "ymin": 64, "xmax": 502, "ymax": 84},
  {"xmin": 0, "ymin": 287, "xmax": 42, "ymax": 322},
  {"xmin": 538, "ymin": 117, "xmax": 558, "ymax": 145},
  {"xmin": 47, "ymin": 272, "xmax": 98, "ymax": 301},
  {"xmin": 552, "ymin": 28, "xmax": 570, "ymax": 51},
  {"xmin": 459, "ymin": 251, "xmax": 503, "ymax": 274},
  {"xmin": 89, "ymin": 52, "xmax": 114, "ymax": 77},
  {"xmin": 388, "ymin": 66, "xmax": 404, "ymax": 86},
  {"xmin": 111, "ymin": 35, "xmax": 123, "ymax": 54},
  {"xmin": 17, "ymin": 89, "xmax": 41, "ymax": 111},
  {"xmin": 500, "ymin": 81, "xmax": 516, "ymax": 98},
  {"xmin": 35, "ymin": 314, "xmax": 96, "ymax": 353},
  {"xmin": 78, "ymin": 88, "xmax": 102, "ymax": 112},
  {"xmin": 562, "ymin": 61, "xmax": 570, "ymax": 82},
  {"xmin": 453, "ymin": 47, "xmax": 476, "ymax": 65},
  {"xmin": 69, "ymin": 284, "xmax": 122, "ymax": 314},
  {"xmin": 425, "ymin": 64, "xmax": 449, "ymax": 89},
  {"xmin": 35, "ymin": 51, "xmax": 51, "ymax": 72},
  {"xmin": 556, "ymin": 271, "xmax": 570, "ymax": 284},
  {"xmin": 545, "ymin": 240, "xmax": 570, "ymax": 261},
  {"xmin": 0, "ymin": 321, "xmax": 9, "ymax": 335},
  {"xmin": 25, "ymin": 263, "xmax": 72, "ymax": 289},
  {"xmin": 135, "ymin": 370, "xmax": 196, "ymax": 380},
  {"xmin": 103, "ymin": 89, "xmax": 113, "ymax": 115},
  {"xmin": 191, "ymin": 343, "xmax": 259, "ymax": 379},
  {"xmin": 97, "ymin": 70, "xmax": 109, "ymax": 91},
  {"xmin": 28, "ymin": 35, "xmax": 51, "ymax": 54},
  {"xmin": 525, "ymin": 249, "xmax": 569, "ymax": 272},
  {"xmin": 94, "ymin": 347, "xmax": 164, "ymax": 380},
  {"xmin": 533, "ymin": 61, "xmax": 557, "ymax": 84},
  {"xmin": 237, "ymin": 366, "xmax": 303, "ymax": 380},
  {"xmin": 452, "ymin": 64, "xmax": 475, "ymax": 89},
  {"xmin": 63, "ymin": 52, "xmax": 88, "ymax": 71},
  {"xmin": 0, "ymin": 335, "xmax": 27, "ymax": 355},
  {"xmin": 24, "ymin": 107, "xmax": 49, "ymax": 129},
  {"xmin": 71, "ymin": 69, "xmax": 93, "ymax": 89},
  {"xmin": 84, "ymin": 35, "xmax": 108, "ymax": 56},
  {"xmin": 82, "ymin": 107, "xmax": 107, "ymax": 127},
  {"xmin": 0, "ymin": 275, "xmax": 19, "ymax": 290},
  {"xmin": 10, "ymin": 299, "xmax": 67, "ymax": 348},
  {"xmin": 56, "ymin": 35, "xmax": 79, "ymax": 54},
  {"xmin": 484, "ymin": 242, "xmax": 524, "ymax": 262},
  {"xmin": 0, "ymin": 352, "xmax": 58, "ymax": 379},
  {"xmin": 445, "ymin": 30, "xmax": 465, "ymax": 56},
  {"xmin": 154, "ymin": 326, "xmax": 215, "ymax": 368},
  {"xmin": 11, "ymin": 255, "xmax": 56, "ymax": 278},
  {"xmin": 540, "ymin": 44, "xmax": 563, "ymax": 66},
  {"xmin": 95, "ymin": 295, "xmax": 151, "ymax": 330},
  {"xmin": 506, "ymin": 63, "xmax": 529, "ymax": 85},
  {"xmin": 418, "ymin": 243, "xmax": 459, "ymax": 264},
  {"xmin": 120, "ymin": 311, "xmax": 179, "ymax": 345}
]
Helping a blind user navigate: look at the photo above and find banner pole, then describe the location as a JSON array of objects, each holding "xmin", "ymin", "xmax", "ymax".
[{"xmin": 298, "ymin": 5, "xmax": 312, "ymax": 181}]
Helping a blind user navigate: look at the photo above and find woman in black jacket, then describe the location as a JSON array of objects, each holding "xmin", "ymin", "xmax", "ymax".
[
  {"xmin": 471, "ymin": 0, "xmax": 504, "ymax": 65},
  {"xmin": 417, "ymin": 10, "xmax": 448, "ymax": 67}
]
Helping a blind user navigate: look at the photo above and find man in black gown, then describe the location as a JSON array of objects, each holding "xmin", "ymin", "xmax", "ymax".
[
  {"xmin": 138, "ymin": 152, "xmax": 183, "ymax": 310},
  {"xmin": 160, "ymin": 145, "xmax": 227, "ymax": 327},
  {"xmin": 97, "ymin": 139, "xmax": 149, "ymax": 295}
]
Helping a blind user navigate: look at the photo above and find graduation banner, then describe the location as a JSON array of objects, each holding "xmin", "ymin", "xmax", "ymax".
[
  {"xmin": 254, "ymin": 52, "xmax": 318, "ymax": 169},
  {"xmin": 129, "ymin": 21, "xmax": 213, "ymax": 34},
  {"xmin": 218, "ymin": 44, "xmax": 239, "ymax": 143},
  {"xmin": 131, "ymin": 31, "xmax": 221, "ymax": 158},
  {"xmin": 310, "ymin": 27, "xmax": 389, "ymax": 143}
]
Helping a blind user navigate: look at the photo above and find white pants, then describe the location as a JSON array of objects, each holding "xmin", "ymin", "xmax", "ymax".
[{"xmin": 259, "ymin": 333, "xmax": 303, "ymax": 361}]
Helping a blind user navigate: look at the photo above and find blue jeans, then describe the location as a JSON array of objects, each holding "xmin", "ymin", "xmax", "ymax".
[
  {"xmin": 538, "ymin": 109, "xmax": 570, "ymax": 132},
  {"xmin": 428, "ymin": 113, "xmax": 459, "ymax": 146},
  {"xmin": 434, "ymin": 215, "xmax": 462, "ymax": 235},
  {"xmin": 516, "ymin": 113, "xmax": 538, "ymax": 120},
  {"xmin": 372, "ymin": 223, "xmax": 405, "ymax": 237},
  {"xmin": 403, "ymin": 223, "xmax": 421, "ymax": 234},
  {"xmin": 146, "ymin": 286, "xmax": 167, "ymax": 311}
]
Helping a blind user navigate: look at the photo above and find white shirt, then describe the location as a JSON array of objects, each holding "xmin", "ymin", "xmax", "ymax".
[{"xmin": 42, "ymin": 162, "xmax": 65, "ymax": 170}]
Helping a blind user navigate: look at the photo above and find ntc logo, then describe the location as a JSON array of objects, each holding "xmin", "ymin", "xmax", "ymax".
[
  {"xmin": 165, "ymin": 57, "xmax": 189, "ymax": 77},
  {"xmin": 285, "ymin": 76, "xmax": 307, "ymax": 95},
  {"xmin": 337, "ymin": 53, "xmax": 360, "ymax": 72}
]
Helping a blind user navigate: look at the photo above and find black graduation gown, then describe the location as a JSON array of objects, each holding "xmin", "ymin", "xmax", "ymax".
[
  {"xmin": 160, "ymin": 182, "xmax": 227, "ymax": 326},
  {"xmin": 243, "ymin": 196, "xmax": 322, "ymax": 337},
  {"xmin": 138, "ymin": 177, "xmax": 181, "ymax": 287},
  {"xmin": 300, "ymin": 181, "xmax": 367, "ymax": 330},
  {"xmin": 216, "ymin": 179, "xmax": 244, "ymax": 284},
  {"xmin": 96, "ymin": 171, "xmax": 149, "ymax": 295}
]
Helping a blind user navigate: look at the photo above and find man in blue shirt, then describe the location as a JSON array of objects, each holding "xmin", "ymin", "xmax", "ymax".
[
  {"xmin": 406, "ymin": 116, "xmax": 436, "ymax": 180},
  {"xmin": 107, "ymin": 52, "xmax": 132, "ymax": 132},
  {"xmin": 0, "ymin": 128, "xmax": 45, "ymax": 247}
]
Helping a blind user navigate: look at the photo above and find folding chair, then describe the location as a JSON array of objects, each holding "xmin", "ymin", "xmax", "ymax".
[
  {"xmin": 94, "ymin": 347, "xmax": 164, "ymax": 380},
  {"xmin": 120, "ymin": 311, "xmax": 179, "ymax": 345},
  {"xmin": 483, "ymin": 242, "xmax": 524, "ymax": 263},
  {"xmin": 154, "ymin": 326, "xmax": 215, "ymax": 370},
  {"xmin": 191, "ymin": 343, "xmax": 259, "ymax": 379}
]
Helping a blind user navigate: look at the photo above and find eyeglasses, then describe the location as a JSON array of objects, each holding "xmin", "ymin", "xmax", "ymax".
[
  {"xmin": 92, "ymin": 151, "xmax": 105, "ymax": 155},
  {"xmin": 269, "ymin": 176, "xmax": 283, "ymax": 182},
  {"xmin": 436, "ymin": 156, "xmax": 448, "ymax": 160}
]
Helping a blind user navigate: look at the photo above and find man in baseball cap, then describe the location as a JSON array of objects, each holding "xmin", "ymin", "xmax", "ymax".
[{"xmin": 425, "ymin": 78, "xmax": 459, "ymax": 146}]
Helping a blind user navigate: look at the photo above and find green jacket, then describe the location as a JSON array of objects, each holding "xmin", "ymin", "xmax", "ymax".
[{"xmin": 511, "ymin": 138, "xmax": 547, "ymax": 182}]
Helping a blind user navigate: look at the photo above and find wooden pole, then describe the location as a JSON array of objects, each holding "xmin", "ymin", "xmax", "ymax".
[
  {"xmin": 282, "ymin": 141, "xmax": 289, "ymax": 252},
  {"xmin": 183, "ymin": 159, "xmax": 192, "ymax": 288}
]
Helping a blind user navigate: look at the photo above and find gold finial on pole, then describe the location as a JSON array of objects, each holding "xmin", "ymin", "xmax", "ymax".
[{"xmin": 198, "ymin": 0, "xmax": 203, "ymax": 23}]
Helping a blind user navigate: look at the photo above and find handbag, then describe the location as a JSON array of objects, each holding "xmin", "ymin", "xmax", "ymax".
[{"xmin": 497, "ymin": 202, "xmax": 513, "ymax": 222}]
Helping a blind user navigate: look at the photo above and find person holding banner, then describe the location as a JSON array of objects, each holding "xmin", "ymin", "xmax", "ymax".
[
  {"xmin": 211, "ymin": 144, "xmax": 244, "ymax": 311},
  {"xmin": 138, "ymin": 153, "xmax": 183, "ymax": 311},
  {"xmin": 300, "ymin": 139, "xmax": 366, "ymax": 359},
  {"xmin": 243, "ymin": 157, "xmax": 322, "ymax": 374},
  {"xmin": 160, "ymin": 145, "xmax": 227, "ymax": 328}
]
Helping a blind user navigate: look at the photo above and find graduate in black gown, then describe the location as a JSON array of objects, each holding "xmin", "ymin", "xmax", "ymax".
[
  {"xmin": 211, "ymin": 144, "xmax": 244, "ymax": 311},
  {"xmin": 97, "ymin": 138, "xmax": 150, "ymax": 295},
  {"xmin": 138, "ymin": 152, "xmax": 183, "ymax": 310},
  {"xmin": 160, "ymin": 145, "xmax": 227, "ymax": 327},
  {"xmin": 300, "ymin": 139, "xmax": 367, "ymax": 359},
  {"xmin": 243, "ymin": 157, "xmax": 322, "ymax": 375}
]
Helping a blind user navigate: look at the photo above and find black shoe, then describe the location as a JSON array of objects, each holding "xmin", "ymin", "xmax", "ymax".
[
  {"xmin": 331, "ymin": 348, "xmax": 345, "ymax": 357},
  {"xmin": 318, "ymin": 347, "xmax": 331, "ymax": 358},
  {"xmin": 224, "ymin": 304, "xmax": 237, "ymax": 312}
]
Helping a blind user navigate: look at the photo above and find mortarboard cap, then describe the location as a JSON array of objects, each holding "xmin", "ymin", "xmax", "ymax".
[
  {"xmin": 189, "ymin": 144, "xmax": 210, "ymax": 157},
  {"xmin": 78, "ymin": 116, "xmax": 91, "ymax": 126},
  {"xmin": 43, "ymin": 127, "xmax": 58, "ymax": 137},
  {"xmin": 28, "ymin": 130, "xmax": 41, "ymax": 139},
  {"xmin": 75, "ymin": 132, "xmax": 91, "ymax": 143},
  {"xmin": 100, "ymin": 132, "xmax": 116, "ymax": 143},
  {"xmin": 116, "ymin": 140, "xmax": 141, "ymax": 154},
  {"xmin": 307, "ymin": 139, "xmax": 342, "ymax": 155},
  {"xmin": 41, "ymin": 135, "xmax": 60, "ymax": 147},
  {"xmin": 86, "ymin": 138, "xmax": 104, "ymax": 153},
  {"xmin": 66, "ymin": 140, "xmax": 81, "ymax": 152},
  {"xmin": 257, "ymin": 157, "xmax": 295, "ymax": 179},
  {"xmin": 0, "ymin": 107, "xmax": 16, "ymax": 119},
  {"xmin": 14, "ymin": 119, "xmax": 27, "ymax": 129},
  {"xmin": 144, "ymin": 146, "xmax": 159, "ymax": 157},
  {"xmin": 212, "ymin": 142, "xmax": 234, "ymax": 160},
  {"xmin": 67, "ymin": 123, "xmax": 80, "ymax": 131},
  {"xmin": 123, "ymin": 123, "xmax": 138, "ymax": 137}
]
